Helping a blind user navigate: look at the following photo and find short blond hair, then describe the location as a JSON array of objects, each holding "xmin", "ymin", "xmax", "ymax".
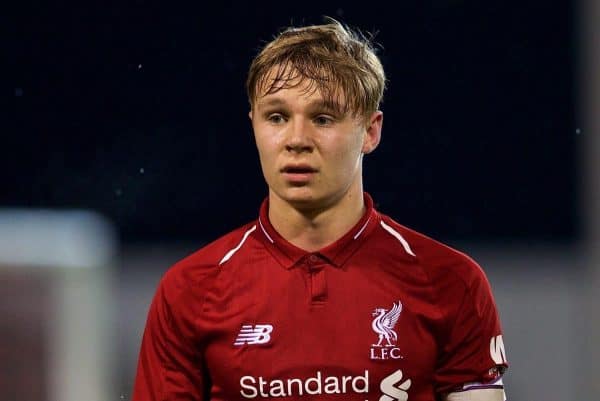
[{"xmin": 246, "ymin": 18, "xmax": 386, "ymax": 118}]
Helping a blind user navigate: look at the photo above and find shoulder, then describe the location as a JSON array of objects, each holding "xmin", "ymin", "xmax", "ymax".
[
  {"xmin": 158, "ymin": 221, "xmax": 258, "ymax": 297},
  {"xmin": 377, "ymin": 212, "xmax": 500, "ymax": 332},
  {"xmin": 377, "ymin": 213, "xmax": 488, "ymax": 290}
]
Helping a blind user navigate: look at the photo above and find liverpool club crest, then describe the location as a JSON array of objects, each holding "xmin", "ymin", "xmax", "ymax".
[{"xmin": 370, "ymin": 301, "xmax": 402, "ymax": 360}]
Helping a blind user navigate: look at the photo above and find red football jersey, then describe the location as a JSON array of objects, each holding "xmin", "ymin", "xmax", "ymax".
[{"xmin": 133, "ymin": 194, "xmax": 508, "ymax": 401}]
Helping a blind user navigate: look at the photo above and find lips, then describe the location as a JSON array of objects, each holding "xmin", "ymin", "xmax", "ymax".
[
  {"xmin": 281, "ymin": 164, "xmax": 317, "ymax": 183},
  {"xmin": 281, "ymin": 166, "xmax": 316, "ymax": 174},
  {"xmin": 281, "ymin": 165, "xmax": 317, "ymax": 174}
]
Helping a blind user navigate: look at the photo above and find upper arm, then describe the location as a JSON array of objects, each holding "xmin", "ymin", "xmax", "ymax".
[
  {"xmin": 433, "ymin": 258, "xmax": 508, "ymax": 395},
  {"xmin": 132, "ymin": 276, "xmax": 207, "ymax": 401}
]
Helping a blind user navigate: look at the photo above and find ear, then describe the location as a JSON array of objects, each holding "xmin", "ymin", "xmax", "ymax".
[
  {"xmin": 248, "ymin": 110, "xmax": 253, "ymax": 121},
  {"xmin": 361, "ymin": 111, "xmax": 383, "ymax": 154}
]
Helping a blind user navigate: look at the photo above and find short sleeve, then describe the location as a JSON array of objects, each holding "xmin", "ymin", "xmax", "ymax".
[
  {"xmin": 132, "ymin": 276, "xmax": 207, "ymax": 401},
  {"xmin": 433, "ymin": 261, "xmax": 508, "ymax": 395}
]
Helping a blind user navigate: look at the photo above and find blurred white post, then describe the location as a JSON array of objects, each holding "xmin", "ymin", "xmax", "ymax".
[
  {"xmin": 583, "ymin": 0, "xmax": 599, "ymax": 397},
  {"xmin": 0, "ymin": 210, "xmax": 117, "ymax": 401}
]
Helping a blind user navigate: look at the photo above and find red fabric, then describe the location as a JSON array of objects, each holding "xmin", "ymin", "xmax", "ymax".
[{"xmin": 133, "ymin": 193, "xmax": 507, "ymax": 401}]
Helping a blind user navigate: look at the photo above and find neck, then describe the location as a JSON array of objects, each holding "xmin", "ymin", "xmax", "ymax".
[{"xmin": 268, "ymin": 187, "xmax": 366, "ymax": 252}]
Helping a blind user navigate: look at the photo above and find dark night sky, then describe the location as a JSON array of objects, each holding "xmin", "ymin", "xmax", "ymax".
[{"xmin": 6, "ymin": 1, "xmax": 579, "ymax": 244}]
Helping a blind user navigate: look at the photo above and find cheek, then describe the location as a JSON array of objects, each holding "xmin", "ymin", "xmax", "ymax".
[
  {"xmin": 254, "ymin": 135, "xmax": 280, "ymax": 177},
  {"xmin": 254, "ymin": 126, "xmax": 284, "ymax": 152},
  {"xmin": 254, "ymin": 130, "xmax": 270, "ymax": 154},
  {"xmin": 337, "ymin": 136, "xmax": 364, "ymax": 166},
  {"xmin": 322, "ymin": 143, "xmax": 362, "ymax": 181}
]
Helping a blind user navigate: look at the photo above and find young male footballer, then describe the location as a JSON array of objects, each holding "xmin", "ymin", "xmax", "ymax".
[{"xmin": 133, "ymin": 18, "xmax": 508, "ymax": 401}]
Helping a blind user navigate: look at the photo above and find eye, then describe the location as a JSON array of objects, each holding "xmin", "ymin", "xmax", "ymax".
[
  {"xmin": 267, "ymin": 113, "xmax": 287, "ymax": 124},
  {"xmin": 314, "ymin": 115, "xmax": 334, "ymax": 126}
]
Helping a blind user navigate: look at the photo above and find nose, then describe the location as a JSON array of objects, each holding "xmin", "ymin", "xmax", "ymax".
[{"xmin": 285, "ymin": 118, "xmax": 313, "ymax": 153}]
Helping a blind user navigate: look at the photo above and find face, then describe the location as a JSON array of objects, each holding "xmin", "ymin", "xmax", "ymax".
[{"xmin": 249, "ymin": 77, "xmax": 382, "ymax": 211}]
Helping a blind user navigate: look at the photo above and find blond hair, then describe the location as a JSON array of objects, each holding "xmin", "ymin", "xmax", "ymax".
[{"xmin": 246, "ymin": 18, "xmax": 386, "ymax": 118}]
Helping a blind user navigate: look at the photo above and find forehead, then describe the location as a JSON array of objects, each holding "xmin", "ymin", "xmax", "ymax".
[
  {"xmin": 253, "ymin": 66, "xmax": 347, "ymax": 112},
  {"xmin": 254, "ymin": 83, "xmax": 327, "ymax": 109}
]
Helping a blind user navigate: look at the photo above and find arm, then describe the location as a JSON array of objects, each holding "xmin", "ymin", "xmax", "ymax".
[
  {"xmin": 133, "ymin": 275, "xmax": 207, "ymax": 400},
  {"xmin": 433, "ymin": 257, "xmax": 509, "ymax": 397}
]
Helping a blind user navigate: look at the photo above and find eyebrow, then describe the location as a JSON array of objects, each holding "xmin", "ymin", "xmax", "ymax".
[{"xmin": 255, "ymin": 98, "xmax": 287, "ymax": 109}]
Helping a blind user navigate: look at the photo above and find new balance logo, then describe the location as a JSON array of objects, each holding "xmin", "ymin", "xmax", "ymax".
[
  {"xmin": 380, "ymin": 369, "xmax": 411, "ymax": 401},
  {"xmin": 234, "ymin": 324, "xmax": 273, "ymax": 346}
]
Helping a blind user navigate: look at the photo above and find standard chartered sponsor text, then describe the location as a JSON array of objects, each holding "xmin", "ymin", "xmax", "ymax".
[{"xmin": 240, "ymin": 370, "xmax": 370, "ymax": 398}]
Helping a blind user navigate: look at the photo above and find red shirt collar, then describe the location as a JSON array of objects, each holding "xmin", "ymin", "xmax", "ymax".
[{"xmin": 255, "ymin": 193, "xmax": 381, "ymax": 269}]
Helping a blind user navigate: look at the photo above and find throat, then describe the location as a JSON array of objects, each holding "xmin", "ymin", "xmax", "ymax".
[{"xmin": 268, "ymin": 193, "xmax": 366, "ymax": 252}]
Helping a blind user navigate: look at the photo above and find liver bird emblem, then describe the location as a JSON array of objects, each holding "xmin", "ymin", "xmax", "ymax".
[{"xmin": 371, "ymin": 301, "xmax": 402, "ymax": 347}]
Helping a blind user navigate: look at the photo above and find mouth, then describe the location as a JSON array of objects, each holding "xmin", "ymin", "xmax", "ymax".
[
  {"xmin": 280, "ymin": 165, "xmax": 318, "ymax": 184},
  {"xmin": 281, "ymin": 165, "xmax": 318, "ymax": 174}
]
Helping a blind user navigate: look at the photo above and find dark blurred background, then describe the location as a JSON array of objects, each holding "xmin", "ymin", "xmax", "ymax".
[{"xmin": 7, "ymin": 2, "xmax": 578, "ymax": 245}]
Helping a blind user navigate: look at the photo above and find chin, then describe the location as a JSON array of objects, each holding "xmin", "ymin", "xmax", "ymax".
[
  {"xmin": 277, "ymin": 187, "xmax": 341, "ymax": 212},
  {"xmin": 284, "ymin": 191, "xmax": 318, "ymax": 205},
  {"xmin": 277, "ymin": 187, "xmax": 320, "ymax": 205}
]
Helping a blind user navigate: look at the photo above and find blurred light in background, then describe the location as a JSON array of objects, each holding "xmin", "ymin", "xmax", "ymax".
[{"xmin": 0, "ymin": 210, "xmax": 117, "ymax": 401}]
